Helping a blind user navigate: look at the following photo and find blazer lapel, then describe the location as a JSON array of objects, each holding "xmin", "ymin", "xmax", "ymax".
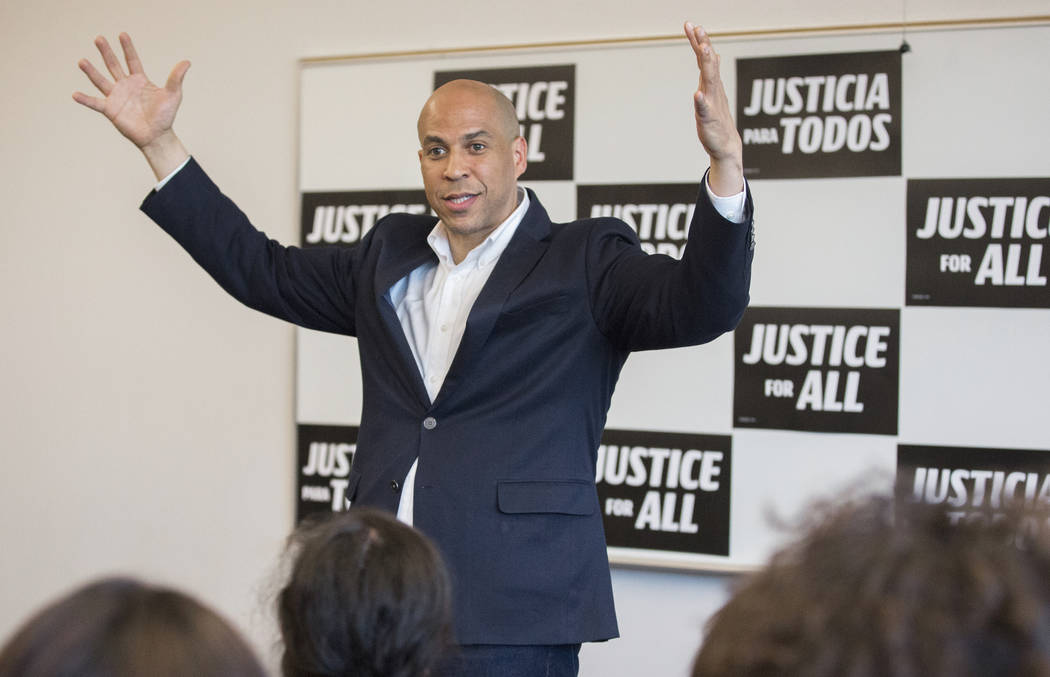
[
  {"xmin": 374, "ymin": 231, "xmax": 438, "ymax": 409},
  {"xmin": 435, "ymin": 191, "xmax": 552, "ymax": 406}
]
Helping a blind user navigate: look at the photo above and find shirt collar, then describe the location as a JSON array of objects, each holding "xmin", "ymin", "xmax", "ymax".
[{"xmin": 427, "ymin": 187, "xmax": 530, "ymax": 270}]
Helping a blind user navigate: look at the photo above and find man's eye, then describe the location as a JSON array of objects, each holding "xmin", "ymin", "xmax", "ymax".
[
  {"xmin": 470, "ymin": 143, "xmax": 486, "ymax": 152},
  {"xmin": 427, "ymin": 147, "xmax": 446, "ymax": 158}
]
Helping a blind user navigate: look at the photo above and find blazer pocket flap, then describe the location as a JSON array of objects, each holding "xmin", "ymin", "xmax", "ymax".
[
  {"xmin": 502, "ymin": 293, "xmax": 570, "ymax": 317},
  {"xmin": 497, "ymin": 480, "xmax": 595, "ymax": 516}
]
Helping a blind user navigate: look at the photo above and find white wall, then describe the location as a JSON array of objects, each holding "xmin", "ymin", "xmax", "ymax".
[{"xmin": 2, "ymin": 1, "xmax": 1046, "ymax": 674}]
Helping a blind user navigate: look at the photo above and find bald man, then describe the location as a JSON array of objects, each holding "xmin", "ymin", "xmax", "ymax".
[
  {"xmin": 75, "ymin": 23, "xmax": 754, "ymax": 676},
  {"xmin": 416, "ymin": 79, "xmax": 527, "ymax": 264}
]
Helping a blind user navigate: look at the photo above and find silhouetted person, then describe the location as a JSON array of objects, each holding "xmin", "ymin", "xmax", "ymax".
[
  {"xmin": 278, "ymin": 507, "xmax": 454, "ymax": 677},
  {"xmin": 691, "ymin": 493, "xmax": 1050, "ymax": 677},
  {"xmin": 0, "ymin": 577, "xmax": 267, "ymax": 677}
]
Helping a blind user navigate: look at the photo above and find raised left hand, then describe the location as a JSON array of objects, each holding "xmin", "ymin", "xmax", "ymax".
[{"xmin": 684, "ymin": 22, "xmax": 743, "ymax": 196}]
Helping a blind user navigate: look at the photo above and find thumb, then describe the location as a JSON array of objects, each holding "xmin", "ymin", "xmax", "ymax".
[
  {"xmin": 166, "ymin": 60, "xmax": 191, "ymax": 93},
  {"xmin": 694, "ymin": 90, "xmax": 710, "ymax": 119}
]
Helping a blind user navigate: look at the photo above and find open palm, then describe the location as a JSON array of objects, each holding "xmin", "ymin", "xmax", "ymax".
[{"xmin": 74, "ymin": 33, "xmax": 189, "ymax": 149}]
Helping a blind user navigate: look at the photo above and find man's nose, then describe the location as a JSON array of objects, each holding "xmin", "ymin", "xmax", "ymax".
[{"xmin": 443, "ymin": 149, "xmax": 470, "ymax": 179}]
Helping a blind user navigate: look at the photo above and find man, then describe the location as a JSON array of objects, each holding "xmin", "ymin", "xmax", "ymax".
[{"xmin": 75, "ymin": 22, "xmax": 753, "ymax": 676}]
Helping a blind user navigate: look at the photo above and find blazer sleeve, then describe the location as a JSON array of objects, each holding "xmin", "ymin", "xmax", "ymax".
[
  {"xmin": 140, "ymin": 158, "xmax": 362, "ymax": 336},
  {"xmin": 586, "ymin": 173, "xmax": 755, "ymax": 352}
]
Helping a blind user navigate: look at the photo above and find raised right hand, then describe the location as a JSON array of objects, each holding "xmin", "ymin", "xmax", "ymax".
[{"xmin": 74, "ymin": 33, "xmax": 190, "ymax": 177}]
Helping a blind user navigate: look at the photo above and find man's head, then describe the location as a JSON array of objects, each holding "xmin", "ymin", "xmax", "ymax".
[
  {"xmin": 692, "ymin": 494, "xmax": 1050, "ymax": 677},
  {"xmin": 417, "ymin": 79, "xmax": 526, "ymax": 257}
]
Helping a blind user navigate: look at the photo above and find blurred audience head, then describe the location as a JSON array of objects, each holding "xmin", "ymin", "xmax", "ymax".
[
  {"xmin": 692, "ymin": 492, "xmax": 1050, "ymax": 677},
  {"xmin": 278, "ymin": 506, "xmax": 454, "ymax": 677},
  {"xmin": 0, "ymin": 577, "xmax": 266, "ymax": 677}
]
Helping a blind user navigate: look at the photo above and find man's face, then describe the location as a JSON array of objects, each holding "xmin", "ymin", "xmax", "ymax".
[{"xmin": 417, "ymin": 82, "xmax": 527, "ymax": 249}]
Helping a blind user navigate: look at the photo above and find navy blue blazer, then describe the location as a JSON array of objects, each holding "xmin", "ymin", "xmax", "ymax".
[{"xmin": 142, "ymin": 159, "xmax": 754, "ymax": 645}]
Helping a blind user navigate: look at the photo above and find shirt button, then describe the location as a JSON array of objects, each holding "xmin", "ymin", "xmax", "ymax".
[
  {"xmin": 423, "ymin": 417, "xmax": 437, "ymax": 430},
  {"xmin": 440, "ymin": 324, "xmax": 449, "ymax": 332},
  {"xmin": 390, "ymin": 480, "xmax": 400, "ymax": 492}
]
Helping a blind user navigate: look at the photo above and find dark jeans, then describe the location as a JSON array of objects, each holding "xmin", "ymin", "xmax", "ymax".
[{"xmin": 433, "ymin": 643, "xmax": 582, "ymax": 677}]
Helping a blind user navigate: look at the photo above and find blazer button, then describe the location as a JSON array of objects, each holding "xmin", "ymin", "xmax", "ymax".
[
  {"xmin": 390, "ymin": 480, "xmax": 400, "ymax": 492},
  {"xmin": 423, "ymin": 416, "xmax": 437, "ymax": 430}
]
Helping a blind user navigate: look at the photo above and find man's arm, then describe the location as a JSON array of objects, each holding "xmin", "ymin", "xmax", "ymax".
[
  {"xmin": 75, "ymin": 34, "xmax": 360, "ymax": 336},
  {"xmin": 140, "ymin": 158, "xmax": 362, "ymax": 336},
  {"xmin": 588, "ymin": 24, "xmax": 753, "ymax": 352},
  {"xmin": 587, "ymin": 181, "xmax": 753, "ymax": 351},
  {"xmin": 73, "ymin": 33, "xmax": 190, "ymax": 180}
]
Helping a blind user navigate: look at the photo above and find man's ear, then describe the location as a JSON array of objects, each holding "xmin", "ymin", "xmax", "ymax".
[{"xmin": 513, "ymin": 136, "xmax": 528, "ymax": 178}]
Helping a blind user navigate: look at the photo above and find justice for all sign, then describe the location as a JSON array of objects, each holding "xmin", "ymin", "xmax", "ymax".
[
  {"xmin": 596, "ymin": 429, "xmax": 732, "ymax": 556},
  {"xmin": 734, "ymin": 307, "xmax": 900, "ymax": 435},
  {"xmin": 906, "ymin": 178, "xmax": 1050, "ymax": 308}
]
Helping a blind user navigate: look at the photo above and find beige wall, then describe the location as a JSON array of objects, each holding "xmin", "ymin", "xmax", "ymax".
[{"xmin": 2, "ymin": 1, "xmax": 1046, "ymax": 674}]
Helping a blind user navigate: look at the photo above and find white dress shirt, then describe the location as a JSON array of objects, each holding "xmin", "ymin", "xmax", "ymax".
[{"xmin": 387, "ymin": 187, "xmax": 532, "ymax": 524}]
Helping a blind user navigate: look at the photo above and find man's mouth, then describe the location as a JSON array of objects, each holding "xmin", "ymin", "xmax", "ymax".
[{"xmin": 443, "ymin": 193, "xmax": 478, "ymax": 210}]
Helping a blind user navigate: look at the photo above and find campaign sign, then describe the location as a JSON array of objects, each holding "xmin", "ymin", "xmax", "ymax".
[
  {"xmin": 734, "ymin": 307, "xmax": 900, "ymax": 435},
  {"xmin": 576, "ymin": 183, "xmax": 701, "ymax": 259},
  {"xmin": 898, "ymin": 444, "xmax": 1050, "ymax": 530},
  {"xmin": 433, "ymin": 65, "xmax": 575, "ymax": 181},
  {"xmin": 906, "ymin": 178, "xmax": 1050, "ymax": 308},
  {"xmin": 596, "ymin": 429, "xmax": 731, "ymax": 556},
  {"xmin": 296, "ymin": 423, "xmax": 358, "ymax": 521},
  {"xmin": 300, "ymin": 189, "xmax": 430, "ymax": 249},
  {"xmin": 736, "ymin": 50, "xmax": 901, "ymax": 179}
]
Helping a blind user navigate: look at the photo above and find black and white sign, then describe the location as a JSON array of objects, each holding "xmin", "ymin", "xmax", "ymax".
[
  {"xmin": 576, "ymin": 183, "xmax": 700, "ymax": 258},
  {"xmin": 734, "ymin": 307, "xmax": 900, "ymax": 435},
  {"xmin": 736, "ymin": 50, "xmax": 901, "ymax": 179},
  {"xmin": 906, "ymin": 178, "xmax": 1050, "ymax": 308},
  {"xmin": 296, "ymin": 424, "xmax": 358, "ymax": 521},
  {"xmin": 596, "ymin": 429, "xmax": 731, "ymax": 556},
  {"xmin": 300, "ymin": 189, "xmax": 429, "ymax": 248},
  {"xmin": 898, "ymin": 444, "xmax": 1050, "ymax": 530},
  {"xmin": 433, "ymin": 65, "xmax": 575, "ymax": 181}
]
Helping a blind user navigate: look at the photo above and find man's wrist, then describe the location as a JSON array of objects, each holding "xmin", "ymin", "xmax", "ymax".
[
  {"xmin": 707, "ymin": 154, "xmax": 745, "ymax": 198},
  {"xmin": 141, "ymin": 131, "xmax": 190, "ymax": 182}
]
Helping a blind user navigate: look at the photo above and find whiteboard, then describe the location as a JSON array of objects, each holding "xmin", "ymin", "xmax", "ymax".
[{"xmin": 296, "ymin": 23, "xmax": 1050, "ymax": 571}]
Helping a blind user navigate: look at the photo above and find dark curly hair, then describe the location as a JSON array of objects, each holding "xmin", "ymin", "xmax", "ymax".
[
  {"xmin": 692, "ymin": 494, "xmax": 1050, "ymax": 677},
  {"xmin": 0, "ymin": 577, "xmax": 267, "ymax": 677},
  {"xmin": 277, "ymin": 507, "xmax": 454, "ymax": 677}
]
